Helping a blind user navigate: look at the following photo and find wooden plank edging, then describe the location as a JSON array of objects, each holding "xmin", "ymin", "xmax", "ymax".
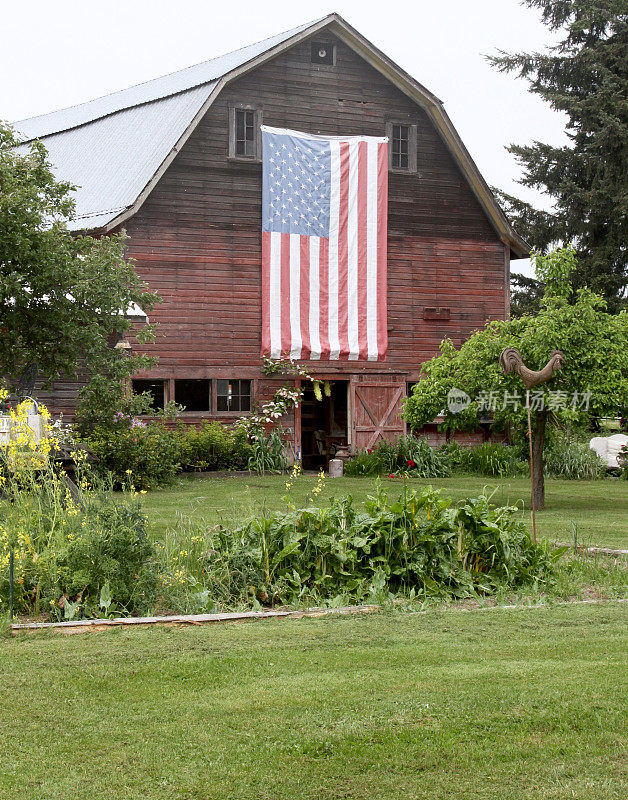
[
  {"xmin": 554, "ymin": 544, "xmax": 628, "ymax": 557},
  {"xmin": 10, "ymin": 604, "xmax": 378, "ymax": 632},
  {"xmin": 10, "ymin": 598, "xmax": 627, "ymax": 634}
]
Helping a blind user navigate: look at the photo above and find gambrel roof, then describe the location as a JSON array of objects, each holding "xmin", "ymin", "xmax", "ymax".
[{"xmin": 12, "ymin": 13, "xmax": 527, "ymax": 256}]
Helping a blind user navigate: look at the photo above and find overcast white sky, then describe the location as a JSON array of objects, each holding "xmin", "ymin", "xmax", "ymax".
[{"xmin": 1, "ymin": 0, "xmax": 569, "ymax": 276}]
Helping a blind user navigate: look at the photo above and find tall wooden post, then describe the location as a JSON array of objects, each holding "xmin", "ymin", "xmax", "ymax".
[
  {"xmin": 526, "ymin": 390, "xmax": 536, "ymax": 543},
  {"xmin": 9, "ymin": 549, "xmax": 14, "ymax": 623},
  {"xmin": 499, "ymin": 348, "xmax": 565, "ymax": 541}
]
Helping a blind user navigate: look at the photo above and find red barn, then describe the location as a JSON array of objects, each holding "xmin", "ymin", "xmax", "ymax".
[{"xmin": 15, "ymin": 14, "xmax": 526, "ymax": 466}]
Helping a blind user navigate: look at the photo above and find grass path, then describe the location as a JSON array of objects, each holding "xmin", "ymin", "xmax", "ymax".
[
  {"xmin": 143, "ymin": 474, "xmax": 628, "ymax": 549},
  {"xmin": 2, "ymin": 603, "xmax": 626, "ymax": 799}
]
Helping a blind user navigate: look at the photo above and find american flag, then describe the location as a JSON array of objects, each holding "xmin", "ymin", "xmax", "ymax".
[{"xmin": 261, "ymin": 125, "xmax": 388, "ymax": 361}]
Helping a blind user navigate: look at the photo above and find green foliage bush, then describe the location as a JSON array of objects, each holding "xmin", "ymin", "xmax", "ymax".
[
  {"xmin": 345, "ymin": 435, "xmax": 607, "ymax": 481},
  {"xmin": 344, "ymin": 436, "xmax": 451, "ymax": 478},
  {"xmin": 544, "ymin": 435, "xmax": 605, "ymax": 479},
  {"xmin": 248, "ymin": 429, "xmax": 290, "ymax": 474},
  {"xmin": 83, "ymin": 414, "xmax": 292, "ymax": 488},
  {"xmin": 50, "ymin": 496, "xmax": 158, "ymax": 618},
  {"xmin": 86, "ymin": 422, "xmax": 180, "ymax": 489},
  {"xmin": 158, "ymin": 484, "xmax": 560, "ymax": 612},
  {"xmin": 177, "ymin": 421, "xmax": 253, "ymax": 472},
  {"xmin": 87, "ymin": 417, "xmax": 278, "ymax": 487},
  {"xmin": 445, "ymin": 441, "xmax": 526, "ymax": 477},
  {"xmin": 0, "ymin": 454, "xmax": 158, "ymax": 619}
]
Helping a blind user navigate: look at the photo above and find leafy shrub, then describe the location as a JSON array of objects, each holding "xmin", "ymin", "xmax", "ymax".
[
  {"xmin": 0, "ymin": 415, "xmax": 158, "ymax": 619},
  {"xmin": 345, "ymin": 436, "xmax": 451, "ymax": 478},
  {"xmin": 177, "ymin": 421, "xmax": 253, "ymax": 471},
  {"xmin": 49, "ymin": 496, "xmax": 158, "ymax": 618},
  {"xmin": 157, "ymin": 523, "xmax": 265, "ymax": 614},
  {"xmin": 248, "ymin": 429, "xmax": 290, "ymax": 474},
  {"xmin": 86, "ymin": 421, "xmax": 180, "ymax": 489},
  {"xmin": 343, "ymin": 448, "xmax": 383, "ymax": 476},
  {"xmin": 544, "ymin": 436, "xmax": 605, "ymax": 479},
  {"xmin": 446, "ymin": 441, "xmax": 526, "ymax": 477},
  {"xmin": 3, "ymin": 487, "xmax": 159, "ymax": 621},
  {"xmin": 158, "ymin": 484, "xmax": 559, "ymax": 611}
]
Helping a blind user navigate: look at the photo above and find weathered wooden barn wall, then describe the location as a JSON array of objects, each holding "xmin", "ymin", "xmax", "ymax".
[{"xmin": 123, "ymin": 34, "xmax": 508, "ymax": 385}]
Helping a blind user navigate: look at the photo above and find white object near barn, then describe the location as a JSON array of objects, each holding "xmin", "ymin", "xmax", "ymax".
[
  {"xmin": 589, "ymin": 434, "xmax": 628, "ymax": 469},
  {"xmin": 0, "ymin": 406, "xmax": 44, "ymax": 447}
]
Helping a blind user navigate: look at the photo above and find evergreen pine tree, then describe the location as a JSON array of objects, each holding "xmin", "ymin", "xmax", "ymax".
[{"xmin": 489, "ymin": 0, "xmax": 627, "ymax": 312}]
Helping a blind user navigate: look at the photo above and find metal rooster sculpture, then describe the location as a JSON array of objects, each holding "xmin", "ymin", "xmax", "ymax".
[
  {"xmin": 499, "ymin": 348, "xmax": 565, "ymax": 390},
  {"xmin": 499, "ymin": 347, "xmax": 565, "ymax": 541}
]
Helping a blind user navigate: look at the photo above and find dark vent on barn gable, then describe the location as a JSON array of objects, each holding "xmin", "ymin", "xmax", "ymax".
[{"xmin": 311, "ymin": 41, "xmax": 335, "ymax": 65}]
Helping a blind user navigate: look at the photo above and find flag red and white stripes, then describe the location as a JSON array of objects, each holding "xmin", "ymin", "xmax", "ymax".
[{"xmin": 261, "ymin": 128, "xmax": 388, "ymax": 361}]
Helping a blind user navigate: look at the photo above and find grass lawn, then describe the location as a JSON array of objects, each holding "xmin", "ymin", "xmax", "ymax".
[
  {"xmin": 2, "ymin": 603, "xmax": 626, "ymax": 799},
  {"xmin": 144, "ymin": 474, "xmax": 628, "ymax": 550}
]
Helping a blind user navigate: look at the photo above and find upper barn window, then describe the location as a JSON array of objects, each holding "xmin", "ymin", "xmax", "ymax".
[
  {"xmin": 229, "ymin": 106, "xmax": 261, "ymax": 160},
  {"xmin": 386, "ymin": 121, "xmax": 418, "ymax": 173}
]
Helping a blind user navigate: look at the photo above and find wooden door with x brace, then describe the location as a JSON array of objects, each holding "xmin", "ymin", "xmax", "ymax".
[{"xmin": 350, "ymin": 378, "xmax": 406, "ymax": 451}]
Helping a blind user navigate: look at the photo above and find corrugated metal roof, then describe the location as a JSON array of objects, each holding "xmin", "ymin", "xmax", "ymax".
[
  {"xmin": 11, "ymin": 17, "xmax": 325, "ymax": 231},
  {"xmin": 13, "ymin": 18, "xmax": 321, "ymax": 141},
  {"xmin": 16, "ymin": 86, "xmax": 211, "ymax": 230}
]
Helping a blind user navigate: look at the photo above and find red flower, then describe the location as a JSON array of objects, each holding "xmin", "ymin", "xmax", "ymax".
[
  {"xmin": 407, "ymin": 459, "xmax": 416, "ymax": 468},
  {"xmin": 367, "ymin": 448, "xmax": 372, "ymax": 454}
]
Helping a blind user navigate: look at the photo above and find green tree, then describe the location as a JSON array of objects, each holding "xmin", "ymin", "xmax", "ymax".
[
  {"xmin": 404, "ymin": 248, "xmax": 628, "ymax": 510},
  {"xmin": 510, "ymin": 271, "xmax": 545, "ymax": 317},
  {"xmin": 488, "ymin": 1, "xmax": 627, "ymax": 312},
  {"xmin": 0, "ymin": 122, "xmax": 158, "ymax": 392}
]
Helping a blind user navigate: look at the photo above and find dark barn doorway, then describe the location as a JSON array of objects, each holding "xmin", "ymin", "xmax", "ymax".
[{"xmin": 300, "ymin": 380, "xmax": 349, "ymax": 471}]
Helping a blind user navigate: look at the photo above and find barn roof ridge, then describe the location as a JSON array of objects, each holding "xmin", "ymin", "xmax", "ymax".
[{"xmin": 11, "ymin": 12, "xmax": 528, "ymax": 255}]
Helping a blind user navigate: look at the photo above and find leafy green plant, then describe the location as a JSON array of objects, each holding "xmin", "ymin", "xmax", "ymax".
[
  {"xmin": 544, "ymin": 436, "xmax": 605, "ymax": 479},
  {"xmin": 99, "ymin": 582, "xmax": 116, "ymax": 617},
  {"xmin": 177, "ymin": 421, "xmax": 253, "ymax": 472},
  {"xmin": 85, "ymin": 422, "xmax": 180, "ymax": 489},
  {"xmin": 0, "ymin": 427, "xmax": 158, "ymax": 619},
  {"xmin": 50, "ymin": 496, "xmax": 158, "ymax": 618},
  {"xmin": 448, "ymin": 441, "xmax": 526, "ymax": 477},
  {"xmin": 343, "ymin": 445, "xmax": 386, "ymax": 476},
  {"xmin": 157, "ymin": 483, "xmax": 559, "ymax": 611},
  {"xmin": 248, "ymin": 429, "xmax": 290, "ymax": 474},
  {"xmin": 345, "ymin": 436, "xmax": 450, "ymax": 478}
]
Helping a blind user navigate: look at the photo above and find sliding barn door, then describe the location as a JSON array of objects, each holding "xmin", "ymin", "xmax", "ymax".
[{"xmin": 351, "ymin": 380, "xmax": 406, "ymax": 451}]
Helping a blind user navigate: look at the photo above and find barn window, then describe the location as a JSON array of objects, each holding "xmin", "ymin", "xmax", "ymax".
[
  {"xmin": 311, "ymin": 41, "xmax": 335, "ymax": 65},
  {"xmin": 216, "ymin": 379, "xmax": 251, "ymax": 412},
  {"xmin": 229, "ymin": 107, "xmax": 261, "ymax": 160},
  {"xmin": 174, "ymin": 379, "xmax": 211, "ymax": 412},
  {"xmin": 392, "ymin": 125, "xmax": 409, "ymax": 169},
  {"xmin": 386, "ymin": 121, "xmax": 417, "ymax": 172},
  {"xmin": 132, "ymin": 379, "xmax": 166, "ymax": 411}
]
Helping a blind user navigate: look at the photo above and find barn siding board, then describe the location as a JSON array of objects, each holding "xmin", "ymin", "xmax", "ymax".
[{"xmin": 42, "ymin": 35, "xmax": 508, "ymax": 428}]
